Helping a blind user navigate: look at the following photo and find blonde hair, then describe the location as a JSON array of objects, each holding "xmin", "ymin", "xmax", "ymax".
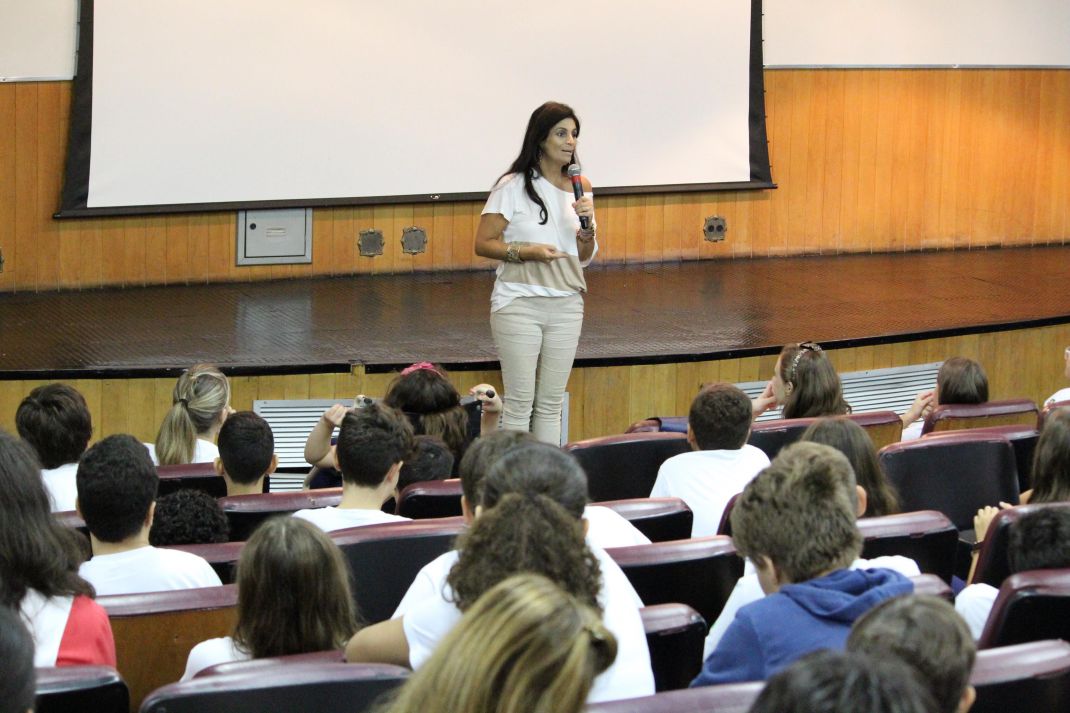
[
  {"xmin": 155, "ymin": 364, "xmax": 230, "ymax": 465},
  {"xmin": 379, "ymin": 573, "xmax": 616, "ymax": 713}
]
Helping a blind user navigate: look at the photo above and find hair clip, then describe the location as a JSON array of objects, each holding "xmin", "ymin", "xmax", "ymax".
[
  {"xmin": 177, "ymin": 397, "xmax": 189, "ymax": 406},
  {"xmin": 788, "ymin": 342, "xmax": 822, "ymax": 384},
  {"xmin": 400, "ymin": 361, "xmax": 439, "ymax": 377}
]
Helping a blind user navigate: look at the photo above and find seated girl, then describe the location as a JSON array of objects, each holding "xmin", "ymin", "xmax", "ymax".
[
  {"xmin": 801, "ymin": 417, "xmax": 900, "ymax": 518},
  {"xmin": 900, "ymin": 356, "xmax": 987, "ymax": 440},
  {"xmin": 149, "ymin": 364, "xmax": 233, "ymax": 465},
  {"xmin": 753, "ymin": 342, "xmax": 850, "ymax": 419}
]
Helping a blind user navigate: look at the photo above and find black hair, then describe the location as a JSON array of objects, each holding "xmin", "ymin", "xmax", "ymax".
[
  {"xmin": 480, "ymin": 443, "xmax": 589, "ymax": 517},
  {"xmin": 76, "ymin": 434, "xmax": 159, "ymax": 543},
  {"xmin": 1009, "ymin": 507, "xmax": 1070, "ymax": 573},
  {"xmin": 335, "ymin": 404, "xmax": 415, "ymax": 488},
  {"xmin": 149, "ymin": 489, "xmax": 230, "ymax": 546},
  {"xmin": 499, "ymin": 101, "xmax": 581, "ymax": 225},
  {"xmin": 15, "ymin": 383, "xmax": 93, "ymax": 469},
  {"xmin": 0, "ymin": 605, "xmax": 35, "ymax": 713},
  {"xmin": 218, "ymin": 411, "xmax": 275, "ymax": 485},
  {"xmin": 398, "ymin": 435, "xmax": 455, "ymax": 492},
  {"xmin": 689, "ymin": 383, "xmax": 753, "ymax": 450},
  {"xmin": 456, "ymin": 429, "xmax": 537, "ymax": 505}
]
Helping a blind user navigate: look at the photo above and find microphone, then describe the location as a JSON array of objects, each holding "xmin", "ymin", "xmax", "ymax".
[{"xmin": 567, "ymin": 165, "xmax": 590, "ymax": 230}]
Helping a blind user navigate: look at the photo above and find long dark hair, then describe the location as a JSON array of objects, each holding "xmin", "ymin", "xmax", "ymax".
[
  {"xmin": 0, "ymin": 430, "xmax": 95, "ymax": 608},
  {"xmin": 1030, "ymin": 408, "xmax": 1070, "ymax": 504},
  {"xmin": 801, "ymin": 418, "xmax": 900, "ymax": 517},
  {"xmin": 383, "ymin": 365, "xmax": 468, "ymax": 463},
  {"xmin": 498, "ymin": 101, "xmax": 581, "ymax": 225},
  {"xmin": 778, "ymin": 342, "xmax": 850, "ymax": 419}
]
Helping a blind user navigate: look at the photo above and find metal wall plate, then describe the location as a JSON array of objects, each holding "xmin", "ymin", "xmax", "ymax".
[
  {"xmin": 236, "ymin": 208, "xmax": 313, "ymax": 265},
  {"xmin": 703, "ymin": 215, "xmax": 727, "ymax": 242},
  {"xmin": 401, "ymin": 226, "xmax": 428, "ymax": 255},
  {"xmin": 359, "ymin": 229, "xmax": 385, "ymax": 257}
]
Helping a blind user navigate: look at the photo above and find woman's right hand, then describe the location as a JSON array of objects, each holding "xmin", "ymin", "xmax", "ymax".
[{"xmin": 522, "ymin": 244, "xmax": 567, "ymax": 263}]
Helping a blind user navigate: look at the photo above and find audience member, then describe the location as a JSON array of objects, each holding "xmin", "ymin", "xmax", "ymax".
[
  {"xmin": 149, "ymin": 489, "xmax": 230, "ymax": 546},
  {"xmin": 753, "ymin": 341, "xmax": 850, "ymax": 419},
  {"xmin": 957, "ymin": 507, "xmax": 1070, "ymax": 639},
  {"xmin": 216, "ymin": 411, "xmax": 276, "ymax": 496},
  {"xmin": 901, "ymin": 356, "xmax": 988, "ymax": 439},
  {"xmin": 692, "ymin": 442, "xmax": 912, "ymax": 686},
  {"xmin": 397, "ymin": 435, "xmax": 455, "ymax": 492},
  {"xmin": 0, "ymin": 431, "xmax": 115, "ymax": 667},
  {"xmin": 15, "ymin": 383, "xmax": 93, "ymax": 512},
  {"xmin": 801, "ymin": 417, "xmax": 900, "ymax": 517},
  {"xmin": 294, "ymin": 403, "xmax": 413, "ymax": 532},
  {"xmin": 650, "ymin": 383, "xmax": 770, "ymax": 536},
  {"xmin": 747, "ymin": 650, "xmax": 939, "ymax": 713},
  {"xmin": 182, "ymin": 517, "xmax": 358, "ymax": 679},
  {"xmin": 1043, "ymin": 346, "xmax": 1070, "ymax": 407},
  {"xmin": 346, "ymin": 441, "xmax": 655, "ymax": 703},
  {"xmin": 150, "ymin": 364, "xmax": 232, "ymax": 465},
  {"xmin": 0, "ymin": 605, "xmax": 36, "ymax": 713},
  {"xmin": 848, "ymin": 595, "xmax": 976, "ymax": 713},
  {"xmin": 76, "ymin": 435, "xmax": 221, "ymax": 595},
  {"xmin": 377, "ymin": 574, "xmax": 615, "ymax": 713}
]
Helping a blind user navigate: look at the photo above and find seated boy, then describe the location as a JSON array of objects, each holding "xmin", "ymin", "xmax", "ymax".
[
  {"xmin": 849, "ymin": 595, "xmax": 976, "ymax": 713},
  {"xmin": 77, "ymin": 434, "xmax": 222, "ymax": 595},
  {"xmin": 15, "ymin": 383, "xmax": 93, "ymax": 512},
  {"xmin": 215, "ymin": 411, "xmax": 277, "ymax": 496},
  {"xmin": 691, "ymin": 442, "xmax": 913, "ymax": 686},
  {"xmin": 956, "ymin": 507, "xmax": 1070, "ymax": 639},
  {"xmin": 293, "ymin": 403, "xmax": 414, "ymax": 532},
  {"xmin": 649, "ymin": 383, "xmax": 769, "ymax": 537}
]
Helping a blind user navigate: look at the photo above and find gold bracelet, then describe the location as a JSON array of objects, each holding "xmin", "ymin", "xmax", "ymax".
[
  {"xmin": 576, "ymin": 227, "xmax": 596, "ymax": 244},
  {"xmin": 505, "ymin": 244, "xmax": 523, "ymax": 263}
]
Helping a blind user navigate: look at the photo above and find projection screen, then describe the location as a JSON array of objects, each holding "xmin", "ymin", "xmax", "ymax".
[{"xmin": 59, "ymin": 0, "xmax": 772, "ymax": 217}]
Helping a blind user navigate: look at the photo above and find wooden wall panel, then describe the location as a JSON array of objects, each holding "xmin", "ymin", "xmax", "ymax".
[
  {"xmin": 2, "ymin": 324, "xmax": 1067, "ymax": 446},
  {"xmin": 0, "ymin": 69, "xmax": 1067, "ymax": 293}
]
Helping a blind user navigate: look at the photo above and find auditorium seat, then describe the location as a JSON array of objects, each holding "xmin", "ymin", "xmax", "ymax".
[
  {"xmin": 168, "ymin": 541, "xmax": 245, "ymax": 583},
  {"xmin": 924, "ymin": 424, "xmax": 1039, "ymax": 492},
  {"xmin": 625, "ymin": 416, "xmax": 688, "ymax": 434},
  {"xmin": 716, "ymin": 493, "xmax": 740, "ymax": 536},
  {"xmin": 395, "ymin": 479, "xmax": 463, "ymax": 519},
  {"xmin": 970, "ymin": 639, "xmax": 1070, "ymax": 713},
  {"xmin": 54, "ymin": 510, "xmax": 89, "ymax": 540},
  {"xmin": 922, "ymin": 398, "xmax": 1040, "ymax": 435},
  {"xmin": 878, "ymin": 432, "xmax": 1019, "ymax": 531},
  {"xmin": 564, "ymin": 433, "xmax": 691, "ymax": 501},
  {"xmin": 978, "ymin": 568, "xmax": 1070, "ymax": 649},
  {"xmin": 35, "ymin": 665, "xmax": 129, "ymax": 713},
  {"xmin": 910, "ymin": 573, "xmax": 953, "ymax": 601},
  {"xmin": 195, "ymin": 649, "xmax": 343, "ymax": 678},
  {"xmin": 157, "ymin": 462, "xmax": 229, "ymax": 498},
  {"xmin": 640, "ymin": 603, "xmax": 706, "ymax": 692},
  {"xmin": 745, "ymin": 418, "xmax": 811, "ymax": 460},
  {"xmin": 586, "ymin": 681, "xmax": 764, "ymax": 713},
  {"xmin": 595, "ymin": 497, "xmax": 693, "ymax": 543},
  {"xmin": 857, "ymin": 510, "xmax": 958, "ymax": 583},
  {"xmin": 140, "ymin": 662, "xmax": 409, "ymax": 713},
  {"xmin": 605, "ymin": 536, "xmax": 743, "ymax": 626},
  {"xmin": 218, "ymin": 488, "xmax": 343, "ymax": 541},
  {"xmin": 330, "ymin": 517, "xmax": 466, "ymax": 624},
  {"xmin": 971, "ymin": 502, "xmax": 1070, "ymax": 588},
  {"xmin": 100, "ymin": 584, "xmax": 237, "ymax": 711}
]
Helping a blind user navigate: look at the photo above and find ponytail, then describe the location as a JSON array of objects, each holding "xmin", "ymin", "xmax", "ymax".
[{"xmin": 155, "ymin": 364, "xmax": 230, "ymax": 465}]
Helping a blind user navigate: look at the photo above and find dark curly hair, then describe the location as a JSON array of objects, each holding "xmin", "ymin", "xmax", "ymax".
[
  {"xmin": 447, "ymin": 493, "xmax": 601, "ymax": 613},
  {"xmin": 76, "ymin": 434, "xmax": 158, "ymax": 543},
  {"xmin": 149, "ymin": 489, "xmax": 230, "ymax": 546}
]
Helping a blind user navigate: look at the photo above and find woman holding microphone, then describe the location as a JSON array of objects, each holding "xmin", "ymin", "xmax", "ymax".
[{"xmin": 474, "ymin": 102, "xmax": 597, "ymax": 444}]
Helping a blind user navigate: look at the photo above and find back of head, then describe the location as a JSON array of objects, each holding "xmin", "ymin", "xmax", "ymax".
[
  {"xmin": 1029, "ymin": 408, "xmax": 1070, "ymax": 504},
  {"xmin": 383, "ymin": 364, "xmax": 467, "ymax": 460},
  {"xmin": 480, "ymin": 442, "xmax": 589, "ymax": 517},
  {"xmin": 730, "ymin": 441, "xmax": 861, "ymax": 583},
  {"xmin": 457, "ymin": 429, "xmax": 536, "ymax": 504},
  {"xmin": 336, "ymin": 403, "xmax": 414, "ymax": 488},
  {"xmin": 15, "ymin": 382, "xmax": 93, "ymax": 469},
  {"xmin": 936, "ymin": 357, "xmax": 988, "ymax": 405},
  {"xmin": 382, "ymin": 573, "xmax": 614, "ymax": 713},
  {"xmin": 76, "ymin": 434, "xmax": 159, "ymax": 543},
  {"xmin": 848, "ymin": 595, "xmax": 975, "ymax": 713},
  {"xmin": 779, "ymin": 342, "xmax": 849, "ymax": 419},
  {"xmin": 801, "ymin": 417, "xmax": 899, "ymax": 517},
  {"xmin": 234, "ymin": 517, "xmax": 357, "ymax": 658},
  {"xmin": 1008, "ymin": 507, "xmax": 1070, "ymax": 573},
  {"xmin": 155, "ymin": 364, "xmax": 231, "ymax": 465},
  {"xmin": 149, "ymin": 489, "xmax": 230, "ymax": 546},
  {"xmin": 218, "ymin": 411, "xmax": 275, "ymax": 485},
  {"xmin": 0, "ymin": 430, "xmax": 93, "ymax": 608},
  {"xmin": 398, "ymin": 435, "xmax": 455, "ymax": 492},
  {"xmin": 748, "ymin": 649, "xmax": 939, "ymax": 713},
  {"xmin": 0, "ymin": 605, "xmax": 35, "ymax": 713},
  {"xmin": 689, "ymin": 383, "xmax": 753, "ymax": 451}
]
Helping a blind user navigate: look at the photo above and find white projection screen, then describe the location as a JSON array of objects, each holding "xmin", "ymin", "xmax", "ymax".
[{"xmin": 59, "ymin": 0, "xmax": 772, "ymax": 217}]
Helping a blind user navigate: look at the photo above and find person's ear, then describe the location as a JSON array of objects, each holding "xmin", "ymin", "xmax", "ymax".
[
  {"xmin": 686, "ymin": 425, "xmax": 698, "ymax": 450},
  {"xmin": 855, "ymin": 485, "xmax": 868, "ymax": 518},
  {"xmin": 582, "ymin": 518, "xmax": 590, "ymax": 537},
  {"xmin": 958, "ymin": 684, "xmax": 976, "ymax": 713},
  {"xmin": 145, "ymin": 500, "xmax": 156, "ymax": 528},
  {"xmin": 268, "ymin": 453, "xmax": 278, "ymax": 475},
  {"xmin": 75, "ymin": 497, "xmax": 82, "ymax": 518},
  {"xmin": 460, "ymin": 495, "xmax": 475, "ymax": 524},
  {"xmin": 214, "ymin": 457, "xmax": 226, "ymax": 477}
]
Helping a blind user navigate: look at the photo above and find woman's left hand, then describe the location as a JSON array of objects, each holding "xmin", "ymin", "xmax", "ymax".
[
  {"xmin": 470, "ymin": 384, "xmax": 503, "ymax": 414},
  {"xmin": 572, "ymin": 195, "xmax": 595, "ymax": 227}
]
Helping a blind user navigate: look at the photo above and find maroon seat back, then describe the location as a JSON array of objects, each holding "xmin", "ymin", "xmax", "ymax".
[
  {"xmin": 587, "ymin": 681, "xmax": 764, "ymax": 713},
  {"xmin": 716, "ymin": 493, "xmax": 740, "ymax": 536},
  {"xmin": 923, "ymin": 398, "xmax": 1040, "ymax": 435},
  {"xmin": 878, "ymin": 432, "xmax": 1019, "ymax": 530},
  {"xmin": 970, "ymin": 639, "xmax": 1070, "ymax": 713},
  {"xmin": 217, "ymin": 488, "xmax": 342, "ymax": 541},
  {"xmin": 140, "ymin": 663, "xmax": 409, "ymax": 713},
  {"xmin": 910, "ymin": 573, "xmax": 953, "ymax": 600},
  {"xmin": 396, "ymin": 479, "xmax": 463, "ymax": 519},
  {"xmin": 157, "ymin": 462, "xmax": 228, "ymax": 498},
  {"xmin": 746, "ymin": 418, "xmax": 812, "ymax": 460},
  {"xmin": 972, "ymin": 502, "xmax": 1070, "ymax": 588},
  {"xmin": 925, "ymin": 424, "xmax": 1039, "ymax": 492},
  {"xmin": 1039, "ymin": 400, "xmax": 1070, "ymax": 429},
  {"xmin": 564, "ymin": 433, "xmax": 691, "ymax": 501},
  {"xmin": 168, "ymin": 541, "xmax": 245, "ymax": 584},
  {"xmin": 594, "ymin": 498, "xmax": 693, "ymax": 542},
  {"xmin": 330, "ymin": 517, "xmax": 466, "ymax": 624},
  {"xmin": 605, "ymin": 536, "xmax": 743, "ymax": 626},
  {"xmin": 857, "ymin": 510, "xmax": 958, "ymax": 583},
  {"xmin": 196, "ymin": 649, "xmax": 343, "ymax": 678},
  {"xmin": 640, "ymin": 603, "xmax": 706, "ymax": 692},
  {"xmin": 35, "ymin": 665, "xmax": 129, "ymax": 713},
  {"xmin": 978, "ymin": 568, "xmax": 1070, "ymax": 649}
]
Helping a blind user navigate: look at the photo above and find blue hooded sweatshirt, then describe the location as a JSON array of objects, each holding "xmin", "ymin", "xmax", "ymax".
[{"xmin": 690, "ymin": 567, "xmax": 913, "ymax": 686}]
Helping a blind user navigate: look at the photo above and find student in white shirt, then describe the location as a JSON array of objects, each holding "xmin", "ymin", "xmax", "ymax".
[
  {"xmin": 346, "ymin": 442, "xmax": 655, "ymax": 703},
  {"xmin": 15, "ymin": 383, "xmax": 94, "ymax": 513},
  {"xmin": 650, "ymin": 383, "xmax": 770, "ymax": 537},
  {"xmin": 75, "ymin": 434, "xmax": 221, "ymax": 596},
  {"xmin": 149, "ymin": 364, "xmax": 231, "ymax": 466},
  {"xmin": 215, "ymin": 411, "xmax": 277, "ymax": 497},
  {"xmin": 1044, "ymin": 346, "xmax": 1070, "ymax": 407},
  {"xmin": 900, "ymin": 357, "xmax": 988, "ymax": 440},
  {"xmin": 293, "ymin": 403, "xmax": 413, "ymax": 533}
]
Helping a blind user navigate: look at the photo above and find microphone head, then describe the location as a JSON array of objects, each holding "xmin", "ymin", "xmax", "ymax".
[{"xmin": 567, "ymin": 164, "xmax": 582, "ymax": 179}]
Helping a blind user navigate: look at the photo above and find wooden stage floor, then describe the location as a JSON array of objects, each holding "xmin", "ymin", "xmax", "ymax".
[{"xmin": 2, "ymin": 246, "xmax": 1070, "ymax": 379}]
